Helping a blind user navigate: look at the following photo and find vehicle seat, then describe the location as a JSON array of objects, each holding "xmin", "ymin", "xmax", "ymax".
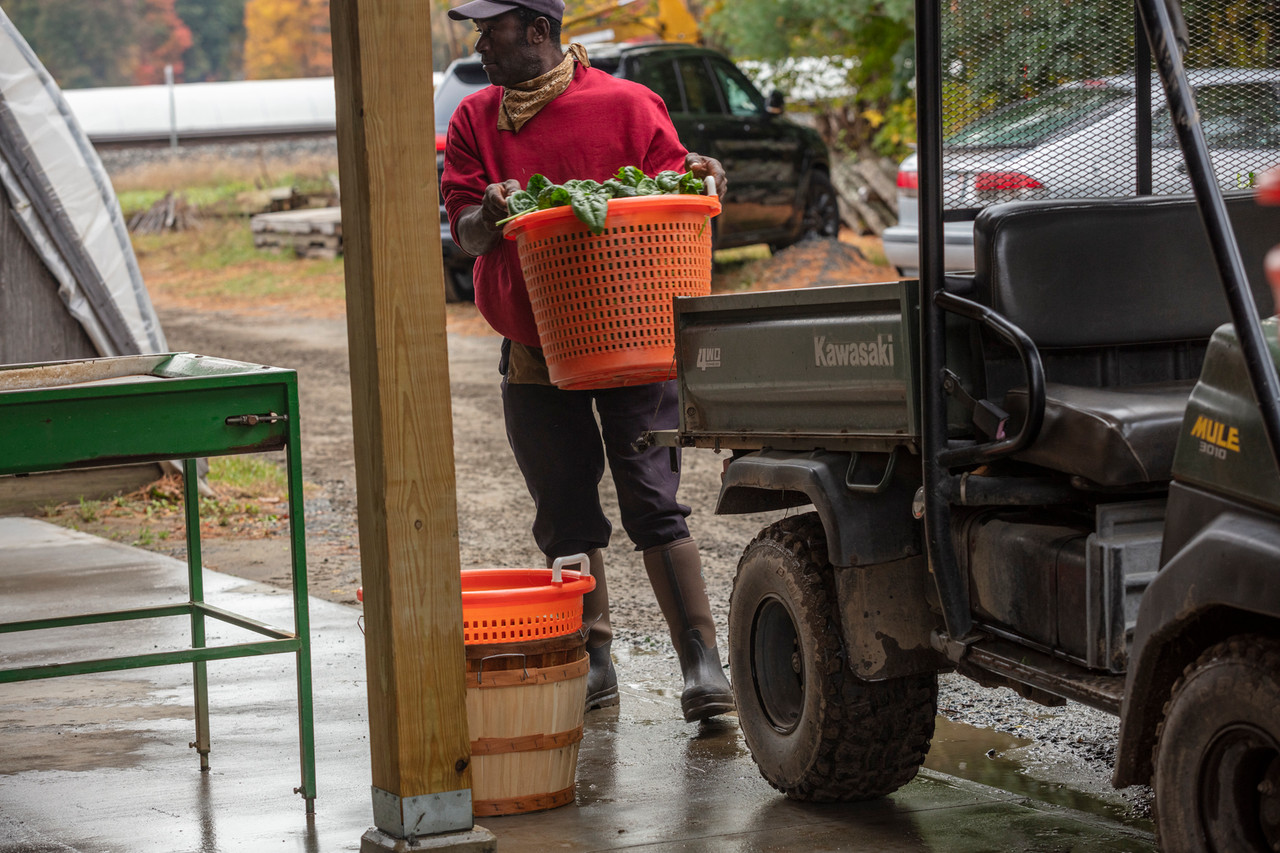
[
  {"xmin": 1004, "ymin": 381, "xmax": 1194, "ymax": 486},
  {"xmin": 967, "ymin": 193, "xmax": 1280, "ymax": 487}
]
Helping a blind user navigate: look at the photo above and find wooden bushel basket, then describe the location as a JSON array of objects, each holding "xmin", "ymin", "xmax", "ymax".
[{"xmin": 465, "ymin": 631, "xmax": 588, "ymax": 816}]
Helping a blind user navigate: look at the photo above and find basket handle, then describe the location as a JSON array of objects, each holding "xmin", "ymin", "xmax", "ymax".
[
  {"xmin": 475, "ymin": 653, "xmax": 528, "ymax": 685},
  {"xmin": 551, "ymin": 552, "xmax": 590, "ymax": 583},
  {"xmin": 703, "ymin": 175, "xmax": 718, "ymax": 197}
]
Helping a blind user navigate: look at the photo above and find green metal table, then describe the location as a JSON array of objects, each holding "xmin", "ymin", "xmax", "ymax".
[{"xmin": 0, "ymin": 352, "xmax": 316, "ymax": 813}]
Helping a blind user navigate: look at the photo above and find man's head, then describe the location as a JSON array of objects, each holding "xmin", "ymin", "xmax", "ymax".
[{"xmin": 449, "ymin": 0, "xmax": 566, "ymax": 87}]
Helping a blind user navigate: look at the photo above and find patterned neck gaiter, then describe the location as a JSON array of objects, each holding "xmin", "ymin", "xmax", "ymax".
[{"xmin": 498, "ymin": 43, "xmax": 590, "ymax": 132}]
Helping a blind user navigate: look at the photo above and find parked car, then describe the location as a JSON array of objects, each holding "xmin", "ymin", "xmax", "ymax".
[
  {"xmin": 882, "ymin": 70, "xmax": 1280, "ymax": 275},
  {"xmin": 434, "ymin": 42, "xmax": 839, "ymax": 300},
  {"xmin": 434, "ymin": 58, "xmax": 490, "ymax": 302}
]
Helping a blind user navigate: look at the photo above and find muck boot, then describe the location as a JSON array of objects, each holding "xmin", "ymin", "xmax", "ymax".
[
  {"xmin": 578, "ymin": 548, "xmax": 619, "ymax": 711},
  {"xmin": 643, "ymin": 538, "xmax": 735, "ymax": 722}
]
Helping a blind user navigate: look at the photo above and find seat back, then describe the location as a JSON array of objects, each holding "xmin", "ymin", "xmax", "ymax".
[
  {"xmin": 973, "ymin": 192, "xmax": 1279, "ymax": 349},
  {"xmin": 965, "ymin": 193, "xmax": 1280, "ymax": 397}
]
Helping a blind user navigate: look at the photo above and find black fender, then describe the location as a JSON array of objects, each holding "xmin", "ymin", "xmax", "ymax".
[
  {"xmin": 1113, "ymin": 510, "xmax": 1280, "ymax": 788},
  {"xmin": 716, "ymin": 448, "xmax": 922, "ymax": 568}
]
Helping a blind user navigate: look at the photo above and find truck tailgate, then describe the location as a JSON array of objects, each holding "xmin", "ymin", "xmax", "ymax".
[{"xmin": 672, "ymin": 281, "xmax": 920, "ymax": 452}]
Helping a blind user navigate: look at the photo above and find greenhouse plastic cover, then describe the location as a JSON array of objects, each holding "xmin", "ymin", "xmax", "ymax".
[
  {"xmin": 62, "ymin": 77, "xmax": 338, "ymax": 144},
  {"xmin": 0, "ymin": 9, "xmax": 166, "ymax": 357},
  {"xmin": 60, "ymin": 73, "xmax": 443, "ymax": 145}
]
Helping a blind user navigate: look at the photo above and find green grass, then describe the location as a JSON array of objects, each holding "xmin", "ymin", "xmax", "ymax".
[
  {"xmin": 208, "ymin": 454, "xmax": 287, "ymax": 499},
  {"xmin": 131, "ymin": 217, "xmax": 347, "ymax": 305}
]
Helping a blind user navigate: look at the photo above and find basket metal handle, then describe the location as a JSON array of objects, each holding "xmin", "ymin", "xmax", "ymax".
[
  {"xmin": 475, "ymin": 652, "xmax": 529, "ymax": 685},
  {"xmin": 551, "ymin": 553, "xmax": 590, "ymax": 583}
]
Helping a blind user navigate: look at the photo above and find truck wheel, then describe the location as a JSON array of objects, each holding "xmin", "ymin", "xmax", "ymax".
[
  {"xmin": 729, "ymin": 512, "xmax": 936, "ymax": 801},
  {"xmin": 445, "ymin": 263, "xmax": 475, "ymax": 303},
  {"xmin": 800, "ymin": 171, "xmax": 841, "ymax": 241},
  {"xmin": 1153, "ymin": 634, "xmax": 1280, "ymax": 853}
]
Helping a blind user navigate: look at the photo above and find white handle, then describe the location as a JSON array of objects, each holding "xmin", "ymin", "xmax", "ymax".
[
  {"xmin": 704, "ymin": 175, "xmax": 718, "ymax": 197},
  {"xmin": 551, "ymin": 553, "xmax": 590, "ymax": 583}
]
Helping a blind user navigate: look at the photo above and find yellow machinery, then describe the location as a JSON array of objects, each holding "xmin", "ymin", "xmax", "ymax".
[{"xmin": 561, "ymin": 0, "xmax": 702, "ymax": 45}]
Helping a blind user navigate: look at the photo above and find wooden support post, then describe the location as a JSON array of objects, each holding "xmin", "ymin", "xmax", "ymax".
[{"xmin": 330, "ymin": 0, "xmax": 494, "ymax": 849}]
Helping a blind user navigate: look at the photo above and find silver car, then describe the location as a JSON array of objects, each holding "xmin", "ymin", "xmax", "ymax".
[{"xmin": 884, "ymin": 70, "xmax": 1280, "ymax": 275}]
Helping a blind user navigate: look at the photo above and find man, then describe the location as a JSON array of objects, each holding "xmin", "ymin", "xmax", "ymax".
[{"xmin": 441, "ymin": 0, "xmax": 733, "ymax": 722}]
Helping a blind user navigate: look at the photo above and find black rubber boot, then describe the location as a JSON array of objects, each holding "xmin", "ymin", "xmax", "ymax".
[
  {"xmin": 578, "ymin": 548, "xmax": 619, "ymax": 711},
  {"xmin": 585, "ymin": 642, "xmax": 619, "ymax": 710},
  {"xmin": 642, "ymin": 538, "xmax": 735, "ymax": 722},
  {"xmin": 675, "ymin": 628, "xmax": 735, "ymax": 722}
]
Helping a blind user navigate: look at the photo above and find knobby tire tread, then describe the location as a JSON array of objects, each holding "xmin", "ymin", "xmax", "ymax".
[
  {"xmin": 1151, "ymin": 633, "xmax": 1280, "ymax": 853},
  {"xmin": 737, "ymin": 513, "xmax": 936, "ymax": 802}
]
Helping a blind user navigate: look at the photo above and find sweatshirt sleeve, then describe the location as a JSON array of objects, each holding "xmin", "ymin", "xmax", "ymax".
[{"xmin": 441, "ymin": 98, "xmax": 490, "ymax": 248}]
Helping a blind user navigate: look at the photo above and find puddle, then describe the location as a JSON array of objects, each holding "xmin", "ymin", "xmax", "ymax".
[
  {"xmin": 611, "ymin": 632, "xmax": 1150, "ymax": 831},
  {"xmin": 925, "ymin": 716, "xmax": 1152, "ymax": 831}
]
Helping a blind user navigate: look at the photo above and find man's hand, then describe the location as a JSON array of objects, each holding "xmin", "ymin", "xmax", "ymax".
[
  {"xmin": 480, "ymin": 179, "xmax": 522, "ymax": 230},
  {"xmin": 685, "ymin": 152, "xmax": 727, "ymax": 198},
  {"xmin": 456, "ymin": 179, "xmax": 522, "ymax": 256}
]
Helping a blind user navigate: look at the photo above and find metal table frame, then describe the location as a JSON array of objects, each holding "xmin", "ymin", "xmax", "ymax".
[{"xmin": 0, "ymin": 352, "xmax": 316, "ymax": 813}]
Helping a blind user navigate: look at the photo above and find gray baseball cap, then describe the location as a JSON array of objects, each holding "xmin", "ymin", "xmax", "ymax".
[{"xmin": 447, "ymin": 0, "xmax": 565, "ymax": 22}]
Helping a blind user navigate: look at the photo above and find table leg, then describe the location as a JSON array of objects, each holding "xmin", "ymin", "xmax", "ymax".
[
  {"xmin": 184, "ymin": 458, "xmax": 211, "ymax": 771},
  {"xmin": 287, "ymin": 423, "xmax": 317, "ymax": 814}
]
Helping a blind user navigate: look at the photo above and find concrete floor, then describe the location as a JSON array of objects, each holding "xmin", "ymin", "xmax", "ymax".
[{"xmin": 0, "ymin": 517, "xmax": 1156, "ymax": 852}]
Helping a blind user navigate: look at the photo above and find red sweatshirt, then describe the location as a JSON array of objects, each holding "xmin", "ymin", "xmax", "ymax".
[{"xmin": 442, "ymin": 63, "xmax": 688, "ymax": 346}]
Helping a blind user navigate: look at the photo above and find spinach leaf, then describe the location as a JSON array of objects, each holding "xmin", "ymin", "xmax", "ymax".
[
  {"xmin": 679, "ymin": 171, "xmax": 705, "ymax": 194},
  {"xmin": 634, "ymin": 177, "xmax": 660, "ymax": 196},
  {"xmin": 506, "ymin": 190, "xmax": 538, "ymax": 216},
  {"xmin": 537, "ymin": 185, "xmax": 571, "ymax": 209},
  {"xmin": 654, "ymin": 170, "xmax": 684, "ymax": 192},
  {"xmin": 614, "ymin": 165, "xmax": 646, "ymax": 187},
  {"xmin": 570, "ymin": 187, "xmax": 611, "ymax": 234},
  {"xmin": 604, "ymin": 179, "xmax": 637, "ymax": 198},
  {"xmin": 525, "ymin": 174, "xmax": 552, "ymax": 198}
]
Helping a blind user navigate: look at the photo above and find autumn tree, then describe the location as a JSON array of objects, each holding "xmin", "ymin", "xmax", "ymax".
[
  {"xmin": 23, "ymin": 0, "xmax": 142, "ymax": 88},
  {"xmin": 5, "ymin": 0, "xmax": 201, "ymax": 87},
  {"xmin": 703, "ymin": 0, "xmax": 915, "ymax": 158},
  {"xmin": 176, "ymin": 0, "xmax": 247, "ymax": 81},
  {"xmin": 244, "ymin": 0, "xmax": 332, "ymax": 79},
  {"xmin": 133, "ymin": 0, "xmax": 194, "ymax": 84},
  {"xmin": 1, "ymin": 0, "xmax": 41, "ymax": 38}
]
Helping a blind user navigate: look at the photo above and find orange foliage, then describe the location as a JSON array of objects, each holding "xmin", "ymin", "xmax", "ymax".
[
  {"xmin": 244, "ymin": 0, "xmax": 332, "ymax": 79},
  {"xmin": 134, "ymin": 0, "xmax": 195, "ymax": 84}
]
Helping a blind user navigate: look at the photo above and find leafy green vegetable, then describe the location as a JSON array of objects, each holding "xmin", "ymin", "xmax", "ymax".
[
  {"xmin": 506, "ymin": 190, "xmax": 538, "ymax": 216},
  {"xmin": 526, "ymin": 174, "xmax": 552, "ymax": 197},
  {"xmin": 571, "ymin": 188, "xmax": 611, "ymax": 233},
  {"xmin": 537, "ymin": 185, "xmax": 571, "ymax": 209},
  {"xmin": 498, "ymin": 165, "xmax": 708, "ymax": 233}
]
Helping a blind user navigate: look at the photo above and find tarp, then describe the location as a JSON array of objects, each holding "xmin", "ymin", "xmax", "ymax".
[{"xmin": 0, "ymin": 8, "xmax": 166, "ymax": 358}]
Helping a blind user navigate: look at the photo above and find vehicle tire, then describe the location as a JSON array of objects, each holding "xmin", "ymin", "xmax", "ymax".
[
  {"xmin": 799, "ymin": 170, "xmax": 841, "ymax": 242},
  {"xmin": 444, "ymin": 263, "xmax": 475, "ymax": 303},
  {"xmin": 1152, "ymin": 634, "xmax": 1280, "ymax": 853},
  {"xmin": 729, "ymin": 512, "xmax": 936, "ymax": 802}
]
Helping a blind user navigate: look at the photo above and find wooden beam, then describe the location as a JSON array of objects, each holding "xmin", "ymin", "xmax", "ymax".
[{"xmin": 330, "ymin": 0, "xmax": 483, "ymax": 843}]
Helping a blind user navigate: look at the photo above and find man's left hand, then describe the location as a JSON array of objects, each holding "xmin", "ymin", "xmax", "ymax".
[{"xmin": 685, "ymin": 153, "xmax": 727, "ymax": 198}]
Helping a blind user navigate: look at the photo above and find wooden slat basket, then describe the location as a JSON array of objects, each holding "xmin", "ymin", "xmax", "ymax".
[{"xmin": 461, "ymin": 555, "xmax": 594, "ymax": 816}]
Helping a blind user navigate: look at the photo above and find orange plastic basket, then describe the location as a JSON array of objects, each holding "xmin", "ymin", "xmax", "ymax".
[
  {"xmin": 504, "ymin": 193, "xmax": 721, "ymax": 390},
  {"xmin": 461, "ymin": 554, "xmax": 596, "ymax": 645}
]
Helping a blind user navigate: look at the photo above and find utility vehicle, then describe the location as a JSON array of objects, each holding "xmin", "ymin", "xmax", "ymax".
[{"xmin": 650, "ymin": 0, "xmax": 1280, "ymax": 849}]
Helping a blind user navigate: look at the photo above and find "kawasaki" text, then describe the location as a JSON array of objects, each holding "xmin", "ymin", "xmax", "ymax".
[{"xmin": 814, "ymin": 334, "xmax": 895, "ymax": 368}]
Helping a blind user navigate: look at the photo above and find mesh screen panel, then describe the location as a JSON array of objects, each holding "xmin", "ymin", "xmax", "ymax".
[{"xmin": 939, "ymin": 0, "xmax": 1280, "ymax": 212}]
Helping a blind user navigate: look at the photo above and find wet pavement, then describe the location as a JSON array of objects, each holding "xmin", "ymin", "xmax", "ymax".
[{"xmin": 0, "ymin": 517, "xmax": 1156, "ymax": 852}]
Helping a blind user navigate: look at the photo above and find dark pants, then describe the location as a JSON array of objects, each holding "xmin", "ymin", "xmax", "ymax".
[{"xmin": 502, "ymin": 376, "xmax": 690, "ymax": 558}]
